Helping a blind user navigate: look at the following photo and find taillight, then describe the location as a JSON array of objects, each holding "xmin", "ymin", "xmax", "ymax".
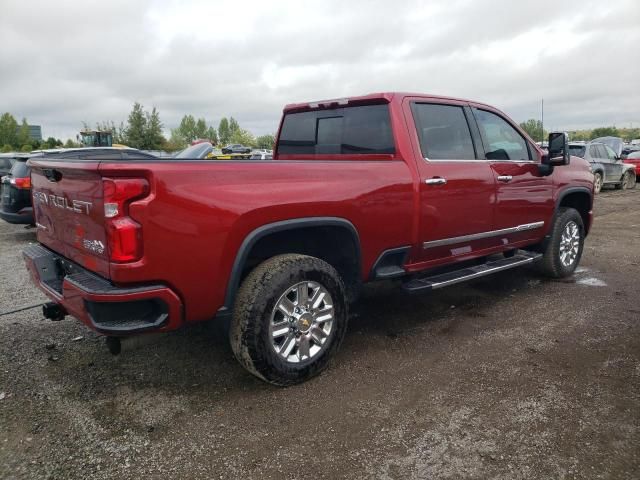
[
  {"xmin": 103, "ymin": 178, "xmax": 149, "ymax": 262},
  {"xmin": 10, "ymin": 177, "xmax": 31, "ymax": 189}
]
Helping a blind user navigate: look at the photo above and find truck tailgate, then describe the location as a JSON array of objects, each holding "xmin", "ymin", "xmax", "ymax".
[{"xmin": 29, "ymin": 159, "xmax": 110, "ymax": 278}]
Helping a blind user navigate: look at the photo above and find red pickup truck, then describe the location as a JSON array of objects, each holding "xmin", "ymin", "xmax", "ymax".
[{"xmin": 24, "ymin": 92, "xmax": 594, "ymax": 385}]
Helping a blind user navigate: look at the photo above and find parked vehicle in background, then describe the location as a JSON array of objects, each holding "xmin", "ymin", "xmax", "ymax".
[
  {"xmin": 1, "ymin": 155, "xmax": 33, "ymax": 224},
  {"xmin": 24, "ymin": 92, "xmax": 594, "ymax": 386},
  {"xmin": 621, "ymin": 144, "xmax": 640, "ymax": 159},
  {"xmin": 0, "ymin": 154, "xmax": 15, "ymax": 178},
  {"xmin": 221, "ymin": 144, "xmax": 251, "ymax": 154},
  {"xmin": 0, "ymin": 148, "xmax": 157, "ymax": 225},
  {"xmin": 249, "ymin": 152, "xmax": 273, "ymax": 160},
  {"xmin": 568, "ymin": 141, "xmax": 635, "ymax": 193},
  {"xmin": 175, "ymin": 142, "xmax": 215, "ymax": 159},
  {"xmin": 624, "ymin": 151, "xmax": 640, "ymax": 179}
]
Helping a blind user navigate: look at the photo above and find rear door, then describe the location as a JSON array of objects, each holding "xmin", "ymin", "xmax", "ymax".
[
  {"xmin": 603, "ymin": 145, "xmax": 624, "ymax": 182},
  {"xmin": 472, "ymin": 107, "xmax": 553, "ymax": 244},
  {"xmin": 30, "ymin": 157, "xmax": 111, "ymax": 277},
  {"xmin": 406, "ymin": 100, "xmax": 496, "ymax": 264}
]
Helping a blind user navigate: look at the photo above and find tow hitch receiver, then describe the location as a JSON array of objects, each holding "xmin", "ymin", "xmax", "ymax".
[{"xmin": 42, "ymin": 302, "xmax": 66, "ymax": 321}]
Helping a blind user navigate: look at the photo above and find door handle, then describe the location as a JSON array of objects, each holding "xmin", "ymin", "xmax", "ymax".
[
  {"xmin": 497, "ymin": 175, "xmax": 513, "ymax": 182},
  {"xmin": 425, "ymin": 177, "xmax": 447, "ymax": 185}
]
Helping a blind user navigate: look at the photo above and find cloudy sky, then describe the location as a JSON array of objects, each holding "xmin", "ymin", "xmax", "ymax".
[{"xmin": 1, "ymin": 0, "xmax": 638, "ymax": 141}]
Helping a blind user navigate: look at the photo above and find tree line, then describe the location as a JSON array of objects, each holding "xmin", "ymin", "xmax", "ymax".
[
  {"xmin": 91, "ymin": 102, "xmax": 275, "ymax": 152},
  {"xmin": 0, "ymin": 103, "xmax": 276, "ymax": 153},
  {"xmin": 519, "ymin": 119, "xmax": 640, "ymax": 143},
  {"xmin": 0, "ymin": 113, "xmax": 65, "ymax": 152}
]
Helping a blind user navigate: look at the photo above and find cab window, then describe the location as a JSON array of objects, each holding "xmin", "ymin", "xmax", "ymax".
[
  {"xmin": 410, "ymin": 103, "xmax": 476, "ymax": 160},
  {"xmin": 473, "ymin": 109, "xmax": 530, "ymax": 161}
]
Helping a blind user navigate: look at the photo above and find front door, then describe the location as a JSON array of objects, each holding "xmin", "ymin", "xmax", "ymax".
[
  {"xmin": 471, "ymin": 107, "xmax": 553, "ymax": 245},
  {"xmin": 406, "ymin": 100, "xmax": 496, "ymax": 265}
]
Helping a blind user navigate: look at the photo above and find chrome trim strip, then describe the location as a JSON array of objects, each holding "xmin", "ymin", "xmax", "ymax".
[
  {"xmin": 422, "ymin": 221, "xmax": 544, "ymax": 249},
  {"xmin": 430, "ymin": 255, "xmax": 539, "ymax": 289}
]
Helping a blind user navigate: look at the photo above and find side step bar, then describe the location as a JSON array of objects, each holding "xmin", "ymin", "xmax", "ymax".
[{"xmin": 403, "ymin": 251, "xmax": 542, "ymax": 292}]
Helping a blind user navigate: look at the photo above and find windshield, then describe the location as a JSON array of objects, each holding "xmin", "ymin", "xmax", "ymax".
[
  {"xmin": 568, "ymin": 145, "xmax": 586, "ymax": 158},
  {"xmin": 175, "ymin": 142, "xmax": 214, "ymax": 159}
]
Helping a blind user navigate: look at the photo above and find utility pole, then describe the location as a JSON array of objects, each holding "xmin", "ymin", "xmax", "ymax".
[{"xmin": 541, "ymin": 98, "xmax": 544, "ymax": 143}]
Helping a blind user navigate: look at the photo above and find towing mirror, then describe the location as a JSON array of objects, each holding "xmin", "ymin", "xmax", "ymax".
[{"xmin": 544, "ymin": 132, "xmax": 570, "ymax": 166}]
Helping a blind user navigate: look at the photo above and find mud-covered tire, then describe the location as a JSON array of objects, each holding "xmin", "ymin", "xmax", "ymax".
[
  {"xmin": 622, "ymin": 171, "xmax": 636, "ymax": 189},
  {"xmin": 593, "ymin": 172, "xmax": 603, "ymax": 194},
  {"xmin": 230, "ymin": 254, "xmax": 348, "ymax": 386},
  {"xmin": 537, "ymin": 207, "xmax": 585, "ymax": 278}
]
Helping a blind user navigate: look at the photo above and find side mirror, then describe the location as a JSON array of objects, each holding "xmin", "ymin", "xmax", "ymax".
[{"xmin": 543, "ymin": 132, "xmax": 570, "ymax": 166}]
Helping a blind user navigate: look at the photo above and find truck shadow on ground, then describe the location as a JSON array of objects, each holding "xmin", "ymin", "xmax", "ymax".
[{"xmin": 35, "ymin": 266, "xmax": 552, "ymax": 434}]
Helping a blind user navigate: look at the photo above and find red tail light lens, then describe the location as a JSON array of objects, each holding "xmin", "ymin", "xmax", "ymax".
[
  {"xmin": 103, "ymin": 178, "xmax": 149, "ymax": 262},
  {"xmin": 11, "ymin": 177, "xmax": 31, "ymax": 189}
]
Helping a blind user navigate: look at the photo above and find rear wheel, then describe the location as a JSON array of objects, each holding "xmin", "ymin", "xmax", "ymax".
[
  {"xmin": 230, "ymin": 254, "xmax": 348, "ymax": 386},
  {"xmin": 622, "ymin": 171, "xmax": 636, "ymax": 189},
  {"xmin": 537, "ymin": 207, "xmax": 584, "ymax": 278},
  {"xmin": 593, "ymin": 172, "xmax": 603, "ymax": 194}
]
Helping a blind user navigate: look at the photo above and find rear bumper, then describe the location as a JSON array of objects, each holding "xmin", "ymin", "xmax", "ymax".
[
  {"xmin": 23, "ymin": 244, "xmax": 183, "ymax": 335},
  {"xmin": 0, "ymin": 207, "xmax": 33, "ymax": 224}
]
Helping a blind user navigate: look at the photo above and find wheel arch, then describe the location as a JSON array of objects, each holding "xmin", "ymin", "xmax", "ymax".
[
  {"xmin": 556, "ymin": 187, "xmax": 592, "ymax": 235},
  {"xmin": 220, "ymin": 217, "xmax": 362, "ymax": 316}
]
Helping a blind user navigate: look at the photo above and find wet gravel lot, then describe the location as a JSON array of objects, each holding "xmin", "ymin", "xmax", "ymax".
[{"xmin": 1, "ymin": 188, "xmax": 639, "ymax": 479}]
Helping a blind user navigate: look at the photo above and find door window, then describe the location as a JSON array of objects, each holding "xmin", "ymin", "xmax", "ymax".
[
  {"xmin": 604, "ymin": 145, "xmax": 617, "ymax": 160},
  {"xmin": 473, "ymin": 109, "xmax": 530, "ymax": 161},
  {"xmin": 410, "ymin": 103, "xmax": 476, "ymax": 160}
]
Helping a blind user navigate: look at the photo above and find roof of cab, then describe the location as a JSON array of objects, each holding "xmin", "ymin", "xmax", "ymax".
[{"xmin": 282, "ymin": 92, "xmax": 492, "ymax": 113}]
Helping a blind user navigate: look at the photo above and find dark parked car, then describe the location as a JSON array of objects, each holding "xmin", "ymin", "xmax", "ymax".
[
  {"xmin": 1, "ymin": 155, "xmax": 33, "ymax": 224},
  {"xmin": 568, "ymin": 141, "xmax": 635, "ymax": 193},
  {"xmin": 0, "ymin": 148, "xmax": 157, "ymax": 225},
  {"xmin": 221, "ymin": 144, "xmax": 251, "ymax": 154}
]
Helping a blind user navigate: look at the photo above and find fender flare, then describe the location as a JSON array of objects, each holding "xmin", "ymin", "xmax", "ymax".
[{"xmin": 218, "ymin": 217, "xmax": 361, "ymax": 316}]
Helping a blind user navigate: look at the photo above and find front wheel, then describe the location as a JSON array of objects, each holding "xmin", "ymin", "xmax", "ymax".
[
  {"xmin": 230, "ymin": 254, "xmax": 348, "ymax": 386},
  {"xmin": 537, "ymin": 207, "xmax": 585, "ymax": 278}
]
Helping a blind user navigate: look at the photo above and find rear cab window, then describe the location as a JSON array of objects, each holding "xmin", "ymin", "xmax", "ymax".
[{"xmin": 276, "ymin": 104, "xmax": 395, "ymax": 156}]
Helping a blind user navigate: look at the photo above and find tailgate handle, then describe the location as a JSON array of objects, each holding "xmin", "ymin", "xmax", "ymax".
[{"xmin": 43, "ymin": 169, "xmax": 63, "ymax": 182}]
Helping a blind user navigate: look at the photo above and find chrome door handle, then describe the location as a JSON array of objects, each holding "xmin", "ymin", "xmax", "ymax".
[
  {"xmin": 497, "ymin": 175, "xmax": 513, "ymax": 182},
  {"xmin": 425, "ymin": 177, "xmax": 447, "ymax": 185}
]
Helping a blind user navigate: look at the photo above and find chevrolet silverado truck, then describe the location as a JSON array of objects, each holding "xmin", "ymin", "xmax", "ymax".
[{"xmin": 24, "ymin": 92, "xmax": 594, "ymax": 385}]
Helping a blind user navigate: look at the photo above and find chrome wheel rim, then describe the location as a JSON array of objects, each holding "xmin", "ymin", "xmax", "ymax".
[
  {"xmin": 559, "ymin": 221, "xmax": 580, "ymax": 267},
  {"xmin": 269, "ymin": 281, "xmax": 334, "ymax": 363}
]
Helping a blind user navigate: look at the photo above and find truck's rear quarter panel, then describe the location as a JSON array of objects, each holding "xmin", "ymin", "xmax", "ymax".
[{"xmin": 96, "ymin": 159, "xmax": 415, "ymax": 323}]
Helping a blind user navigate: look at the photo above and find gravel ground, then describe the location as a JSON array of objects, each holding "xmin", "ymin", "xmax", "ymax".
[{"xmin": 1, "ymin": 188, "xmax": 638, "ymax": 479}]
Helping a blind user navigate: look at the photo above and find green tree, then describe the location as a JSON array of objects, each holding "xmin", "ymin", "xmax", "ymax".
[
  {"xmin": 124, "ymin": 102, "xmax": 147, "ymax": 149},
  {"xmin": 228, "ymin": 117, "xmax": 240, "ymax": 136},
  {"xmin": 218, "ymin": 117, "xmax": 230, "ymax": 145},
  {"xmin": 144, "ymin": 107, "xmax": 165, "ymax": 150},
  {"xmin": 0, "ymin": 113, "xmax": 18, "ymax": 148},
  {"xmin": 20, "ymin": 144, "xmax": 32, "ymax": 152},
  {"xmin": 519, "ymin": 119, "xmax": 547, "ymax": 142},
  {"xmin": 64, "ymin": 138, "xmax": 80, "ymax": 148},
  {"xmin": 194, "ymin": 118, "xmax": 208, "ymax": 140},
  {"xmin": 1, "ymin": 144, "xmax": 12, "ymax": 153},
  {"xmin": 590, "ymin": 127, "xmax": 619, "ymax": 139},
  {"xmin": 229, "ymin": 128, "xmax": 256, "ymax": 147},
  {"xmin": 256, "ymin": 134, "xmax": 275, "ymax": 150},
  {"xmin": 17, "ymin": 118, "xmax": 31, "ymax": 148},
  {"xmin": 44, "ymin": 137, "xmax": 58, "ymax": 149},
  {"xmin": 205, "ymin": 126, "xmax": 218, "ymax": 144}
]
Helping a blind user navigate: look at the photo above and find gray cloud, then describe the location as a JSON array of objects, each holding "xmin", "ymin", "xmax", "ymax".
[{"xmin": 0, "ymin": 0, "xmax": 637, "ymax": 141}]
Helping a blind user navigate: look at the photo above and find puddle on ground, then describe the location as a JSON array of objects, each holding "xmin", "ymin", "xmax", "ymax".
[{"xmin": 576, "ymin": 277, "xmax": 607, "ymax": 287}]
